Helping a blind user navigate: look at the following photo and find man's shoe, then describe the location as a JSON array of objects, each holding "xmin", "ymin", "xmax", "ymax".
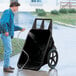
[
  {"xmin": 9, "ymin": 66, "xmax": 15, "ymax": 70},
  {"xmin": 3, "ymin": 68, "xmax": 13, "ymax": 73}
]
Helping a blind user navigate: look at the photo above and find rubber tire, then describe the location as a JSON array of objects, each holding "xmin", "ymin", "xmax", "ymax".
[{"xmin": 47, "ymin": 48, "xmax": 58, "ymax": 69}]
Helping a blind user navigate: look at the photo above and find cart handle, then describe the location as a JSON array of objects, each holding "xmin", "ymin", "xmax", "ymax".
[{"xmin": 32, "ymin": 18, "xmax": 52, "ymax": 32}]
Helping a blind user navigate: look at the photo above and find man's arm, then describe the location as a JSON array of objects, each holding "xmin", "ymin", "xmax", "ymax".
[{"xmin": 14, "ymin": 25, "xmax": 23, "ymax": 31}]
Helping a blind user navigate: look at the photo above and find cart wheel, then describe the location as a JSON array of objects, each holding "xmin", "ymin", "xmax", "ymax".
[{"xmin": 47, "ymin": 48, "xmax": 58, "ymax": 69}]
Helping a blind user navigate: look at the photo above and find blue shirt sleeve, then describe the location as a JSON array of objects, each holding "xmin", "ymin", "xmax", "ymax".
[{"xmin": 14, "ymin": 25, "xmax": 22, "ymax": 31}]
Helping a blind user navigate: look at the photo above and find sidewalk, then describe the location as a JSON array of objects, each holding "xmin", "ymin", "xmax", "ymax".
[{"xmin": 0, "ymin": 54, "xmax": 56, "ymax": 76}]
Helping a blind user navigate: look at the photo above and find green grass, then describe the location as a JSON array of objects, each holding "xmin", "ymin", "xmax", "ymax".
[
  {"xmin": 47, "ymin": 13, "xmax": 76, "ymax": 25},
  {"xmin": 32, "ymin": 12, "xmax": 76, "ymax": 26},
  {"xmin": 0, "ymin": 38, "xmax": 25, "ymax": 61}
]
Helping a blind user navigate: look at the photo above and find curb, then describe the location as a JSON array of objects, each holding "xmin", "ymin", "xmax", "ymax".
[{"xmin": 53, "ymin": 21, "xmax": 76, "ymax": 28}]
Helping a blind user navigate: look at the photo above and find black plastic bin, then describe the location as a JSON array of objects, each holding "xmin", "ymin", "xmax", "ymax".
[{"xmin": 17, "ymin": 18, "xmax": 58, "ymax": 71}]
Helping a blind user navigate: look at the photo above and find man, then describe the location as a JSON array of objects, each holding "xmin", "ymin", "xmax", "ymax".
[{"xmin": 0, "ymin": 2, "xmax": 25, "ymax": 73}]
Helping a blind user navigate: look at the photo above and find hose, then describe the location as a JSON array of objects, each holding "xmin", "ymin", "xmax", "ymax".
[{"xmin": 16, "ymin": 31, "xmax": 29, "ymax": 76}]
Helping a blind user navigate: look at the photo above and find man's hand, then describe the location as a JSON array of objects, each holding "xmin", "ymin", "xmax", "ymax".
[
  {"xmin": 21, "ymin": 28, "xmax": 25, "ymax": 32},
  {"xmin": 5, "ymin": 32, "xmax": 9, "ymax": 36}
]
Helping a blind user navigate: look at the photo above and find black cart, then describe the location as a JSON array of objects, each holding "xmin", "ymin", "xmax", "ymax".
[{"xmin": 17, "ymin": 18, "xmax": 58, "ymax": 71}]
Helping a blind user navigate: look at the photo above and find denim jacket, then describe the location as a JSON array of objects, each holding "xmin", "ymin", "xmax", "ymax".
[{"xmin": 0, "ymin": 8, "xmax": 22, "ymax": 37}]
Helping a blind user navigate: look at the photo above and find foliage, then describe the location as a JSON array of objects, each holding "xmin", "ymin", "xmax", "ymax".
[
  {"xmin": 59, "ymin": 8, "xmax": 68, "ymax": 14},
  {"xmin": 51, "ymin": 10, "xmax": 59, "ymax": 15},
  {"xmin": 68, "ymin": 9, "xmax": 76, "ymax": 13},
  {"xmin": 36, "ymin": 9, "xmax": 46, "ymax": 16}
]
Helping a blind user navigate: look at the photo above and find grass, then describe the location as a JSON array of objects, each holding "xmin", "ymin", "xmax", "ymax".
[
  {"xmin": 0, "ymin": 38, "xmax": 25, "ymax": 61},
  {"xmin": 32, "ymin": 12, "xmax": 76, "ymax": 26}
]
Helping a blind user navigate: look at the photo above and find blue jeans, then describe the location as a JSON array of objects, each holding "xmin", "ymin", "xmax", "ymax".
[{"xmin": 1, "ymin": 34, "xmax": 12, "ymax": 68}]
